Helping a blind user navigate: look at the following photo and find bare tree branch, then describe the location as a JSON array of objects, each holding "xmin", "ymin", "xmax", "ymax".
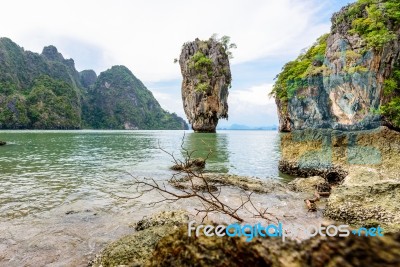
[{"xmin": 124, "ymin": 134, "xmax": 280, "ymax": 224}]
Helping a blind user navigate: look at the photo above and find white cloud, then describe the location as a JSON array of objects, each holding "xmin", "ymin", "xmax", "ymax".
[
  {"xmin": 0, "ymin": 0, "xmax": 350, "ymax": 126},
  {"xmin": 221, "ymin": 84, "xmax": 277, "ymax": 126},
  {"xmin": 1, "ymin": 0, "xmax": 331, "ymax": 82}
]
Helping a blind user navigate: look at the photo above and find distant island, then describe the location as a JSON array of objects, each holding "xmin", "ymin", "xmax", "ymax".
[
  {"xmin": 0, "ymin": 38, "xmax": 188, "ymax": 130},
  {"xmin": 217, "ymin": 124, "xmax": 277, "ymax": 130}
]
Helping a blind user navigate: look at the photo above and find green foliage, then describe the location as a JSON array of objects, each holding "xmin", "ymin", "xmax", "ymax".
[
  {"xmin": 384, "ymin": 78, "xmax": 398, "ymax": 95},
  {"xmin": 381, "ymin": 97, "xmax": 400, "ymax": 127},
  {"xmin": 0, "ymin": 94, "xmax": 29, "ymax": 129},
  {"xmin": 190, "ymin": 51, "xmax": 213, "ymax": 72},
  {"xmin": 271, "ymin": 34, "xmax": 328, "ymax": 100},
  {"xmin": 347, "ymin": 0, "xmax": 400, "ymax": 49},
  {"xmin": 381, "ymin": 63, "xmax": 400, "ymax": 127},
  {"xmin": 0, "ymin": 38, "xmax": 188, "ymax": 130},
  {"xmin": 195, "ymin": 82, "xmax": 209, "ymax": 92},
  {"xmin": 344, "ymin": 65, "xmax": 369, "ymax": 74},
  {"xmin": 84, "ymin": 66, "xmax": 188, "ymax": 130},
  {"xmin": 211, "ymin": 34, "xmax": 237, "ymax": 59},
  {"xmin": 189, "ymin": 52, "xmax": 213, "ymax": 93},
  {"xmin": 26, "ymin": 75, "xmax": 81, "ymax": 129}
]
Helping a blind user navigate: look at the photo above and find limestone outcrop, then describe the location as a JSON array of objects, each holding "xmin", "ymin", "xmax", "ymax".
[
  {"xmin": 273, "ymin": 3, "xmax": 400, "ymax": 132},
  {"xmin": 179, "ymin": 38, "xmax": 231, "ymax": 132}
]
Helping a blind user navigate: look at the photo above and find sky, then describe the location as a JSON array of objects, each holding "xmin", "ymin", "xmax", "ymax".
[{"xmin": 0, "ymin": 0, "xmax": 355, "ymax": 127}]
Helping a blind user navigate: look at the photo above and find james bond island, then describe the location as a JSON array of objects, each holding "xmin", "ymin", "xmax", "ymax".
[
  {"xmin": 179, "ymin": 36, "xmax": 232, "ymax": 133},
  {"xmin": 0, "ymin": 0, "xmax": 400, "ymax": 266}
]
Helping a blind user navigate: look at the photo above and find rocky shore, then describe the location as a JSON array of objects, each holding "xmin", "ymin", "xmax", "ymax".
[
  {"xmin": 89, "ymin": 164, "xmax": 399, "ymax": 266},
  {"xmin": 90, "ymin": 197, "xmax": 400, "ymax": 267},
  {"xmin": 279, "ymin": 126, "xmax": 400, "ymax": 232}
]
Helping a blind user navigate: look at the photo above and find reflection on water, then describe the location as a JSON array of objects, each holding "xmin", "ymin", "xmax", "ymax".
[
  {"xmin": 0, "ymin": 130, "xmax": 286, "ymax": 266},
  {"xmin": 0, "ymin": 130, "xmax": 282, "ymax": 219},
  {"xmin": 183, "ymin": 132, "xmax": 230, "ymax": 173}
]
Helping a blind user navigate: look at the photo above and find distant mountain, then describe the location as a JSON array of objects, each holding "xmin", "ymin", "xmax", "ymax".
[
  {"xmin": 217, "ymin": 124, "xmax": 277, "ymax": 130},
  {"xmin": 0, "ymin": 37, "xmax": 188, "ymax": 130},
  {"xmin": 83, "ymin": 66, "xmax": 187, "ymax": 130}
]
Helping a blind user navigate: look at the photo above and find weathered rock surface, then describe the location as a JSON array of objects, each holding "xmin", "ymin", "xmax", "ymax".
[
  {"xmin": 325, "ymin": 166, "xmax": 400, "ymax": 233},
  {"xmin": 279, "ymin": 126, "xmax": 399, "ymax": 178},
  {"xmin": 288, "ymin": 176, "xmax": 327, "ymax": 193},
  {"xmin": 89, "ymin": 210, "xmax": 189, "ymax": 267},
  {"xmin": 79, "ymin": 69, "xmax": 97, "ymax": 89},
  {"xmin": 275, "ymin": 3, "xmax": 400, "ymax": 132},
  {"xmin": 169, "ymin": 173, "xmax": 288, "ymax": 194},
  {"xmin": 132, "ymin": 210, "xmax": 189, "ymax": 231},
  {"xmin": 170, "ymin": 157, "xmax": 206, "ymax": 171},
  {"xmin": 179, "ymin": 38, "xmax": 231, "ymax": 132},
  {"xmin": 280, "ymin": 126, "xmax": 400, "ymax": 231},
  {"xmin": 148, "ymin": 225, "xmax": 400, "ymax": 267}
]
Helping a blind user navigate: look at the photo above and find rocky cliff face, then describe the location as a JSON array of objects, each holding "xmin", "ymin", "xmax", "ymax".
[
  {"xmin": 275, "ymin": 1, "xmax": 400, "ymax": 233},
  {"xmin": 274, "ymin": 2, "xmax": 400, "ymax": 132},
  {"xmin": 83, "ymin": 66, "xmax": 188, "ymax": 130},
  {"xmin": 179, "ymin": 38, "xmax": 231, "ymax": 132},
  {"xmin": 0, "ymin": 38, "xmax": 188, "ymax": 130}
]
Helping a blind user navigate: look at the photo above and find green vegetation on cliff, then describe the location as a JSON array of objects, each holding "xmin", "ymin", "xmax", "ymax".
[
  {"xmin": 189, "ymin": 51, "xmax": 213, "ymax": 92},
  {"xmin": 27, "ymin": 75, "xmax": 81, "ymax": 129},
  {"xmin": 272, "ymin": 0, "xmax": 400, "ymax": 130},
  {"xmin": 271, "ymin": 34, "xmax": 328, "ymax": 102},
  {"xmin": 83, "ymin": 66, "xmax": 187, "ymax": 130},
  {"xmin": 338, "ymin": 0, "xmax": 400, "ymax": 49},
  {"xmin": 382, "ymin": 63, "xmax": 400, "ymax": 128},
  {"xmin": 0, "ymin": 38, "xmax": 188, "ymax": 130}
]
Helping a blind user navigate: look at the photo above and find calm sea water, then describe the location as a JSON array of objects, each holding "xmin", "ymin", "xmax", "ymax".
[
  {"xmin": 0, "ymin": 130, "xmax": 298, "ymax": 266},
  {"xmin": 0, "ymin": 130, "xmax": 283, "ymax": 219}
]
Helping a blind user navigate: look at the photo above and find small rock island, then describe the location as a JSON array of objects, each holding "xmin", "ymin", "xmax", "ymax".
[{"xmin": 179, "ymin": 37, "xmax": 231, "ymax": 133}]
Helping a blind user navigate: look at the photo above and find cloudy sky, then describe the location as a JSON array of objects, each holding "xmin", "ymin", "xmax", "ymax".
[{"xmin": 1, "ymin": 0, "xmax": 354, "ymax": 127}]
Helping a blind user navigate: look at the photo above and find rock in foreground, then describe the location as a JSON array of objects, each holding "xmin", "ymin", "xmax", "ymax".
[
  {"xmin": 179, "ymin": 38, "xmax": 231, "ymax": 132},
  {"xmin": 325, "ymin": 166, "xmax": 400, "ymax": 233},
  {"xmin": 89, "ymin": 211, "xmax": 189, "ymax": 267},
  {"xmin": 149, "ymin": 225, "xmax": 400, "ymax": 267}
]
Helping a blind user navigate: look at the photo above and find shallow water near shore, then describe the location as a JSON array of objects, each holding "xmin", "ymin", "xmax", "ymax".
[{"xmin": 0, "ymin": 130, "xmax": 322, "ymax": 266}]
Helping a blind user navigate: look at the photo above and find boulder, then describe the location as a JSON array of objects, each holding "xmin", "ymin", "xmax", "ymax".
[
  {"xmin": 324, "ymin": 166, "xmax": 400, "ymax": 233},
  {"xmin": 148, "ymin": 224, "xmax": 400, "ymax": 267},
  {"xmin": 288, "ymin": 176, "xmax": 328, "ymax": 193},
  {"xmin": 89, "ymin": 210, "xmax": 189, "ymax": 267}
]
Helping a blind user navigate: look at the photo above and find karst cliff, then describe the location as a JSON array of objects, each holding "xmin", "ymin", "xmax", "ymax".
[{"xmin": 179, "ymin": 37, "xmax": 231, "ymax": 133}]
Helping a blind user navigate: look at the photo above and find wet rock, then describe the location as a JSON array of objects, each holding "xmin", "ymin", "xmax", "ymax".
[
  {"xmin": 288, "ymin": 176, "xmax": 327, "ymax": 193},
  {"xmin": 169, "ymin": 173, "xmax": 288, "ymax": 194},
  {"xmin": 179, "ymin": 38, "xmax": 231, "ymax": 132},
  {"xmin": 278, "ymin": 159, "xmax": 347, "ymax": 182},
  {"xmin": 148, "ymin": 225, "xmax": 400, "ymax": 267},
  {"xmin": 280, "ymin": 127, "xmax": 400, "ymax": 231},
  {"xmin": 170, "ymin": 176, "xmax": 219, "ymax": 192},
  {"xmin": 203, "ymin": 173, "xmax": 288, "ymax": 194},
  {"xmin": 170, "ymin": 158, "xmax": 205, "ymax": 171},
  {"xmin": 0, "ymin": 141, "xmax": 6, "ymax": 146}
]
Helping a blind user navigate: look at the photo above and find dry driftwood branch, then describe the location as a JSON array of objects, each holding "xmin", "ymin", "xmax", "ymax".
[{"xmin": 123, "ymin": 134, "xmax": 280, "ymax": 224}]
